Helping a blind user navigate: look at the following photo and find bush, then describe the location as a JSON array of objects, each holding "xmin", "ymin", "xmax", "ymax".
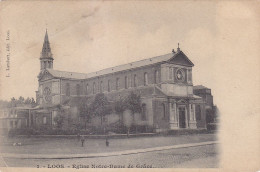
[{"xmin": 8, "ymin": 128, "xmax": 36, "ymax": 137}]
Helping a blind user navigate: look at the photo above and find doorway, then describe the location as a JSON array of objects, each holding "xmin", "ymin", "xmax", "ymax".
[{"xmin": 178, "ymin": 107, "xmax": 186, "ymax": 128}]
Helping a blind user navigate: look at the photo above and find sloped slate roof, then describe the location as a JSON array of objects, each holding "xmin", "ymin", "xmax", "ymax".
[
  {"xmin": 47, "ymin": 69, "xmax": 88, "ymax": 79},
  {"xmin": 193, "ymin": 85, "xmax": 209, "ymax": 90},
  {"xmin": 47, "ymin": 51, "xmax": 193, "ymax": 80}
]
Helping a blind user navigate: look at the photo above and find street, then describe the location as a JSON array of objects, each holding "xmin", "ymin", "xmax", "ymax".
[
  {"xmin": 0, "ymin": 134, "xmax": 219, "ymax": 168},
  {"xmin": 1, "ymin": 144, "xmax": 218, "ymax": 168}
]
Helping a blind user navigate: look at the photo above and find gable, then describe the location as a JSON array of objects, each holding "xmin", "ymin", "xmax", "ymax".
[
  {"xmin": 168, "ymin": 51, "xmax": 194, "ymax": 67},
  {"xmin": 38, "ymin": 70, "xmax": 55, "ymax": 81}
]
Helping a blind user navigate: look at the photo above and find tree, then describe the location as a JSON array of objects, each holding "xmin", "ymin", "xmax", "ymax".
[
  {"xmin": 25, "ymin": 97, "xmax": 32, "ymax": 104},
  {"xmin": 91, "ymin": 93, "xmax": 112, "ymax": 127},
  {"xmin": 79, "ymin": 103, "xmax": 93, "ymax": 130},
  {"xmin": 114, "ymin": 97, "xmax": 126, "ymax": 126},
  {"xmin": 31, "ymin": 98, "xmax": 37, "ymax": 107},
  {"xmin": 124, "ymin": 92, "xmax": 142, "ymax": 133},
  {"xmin": 18, "ymin": 96, "xmax": 25, "ymax": 104}
]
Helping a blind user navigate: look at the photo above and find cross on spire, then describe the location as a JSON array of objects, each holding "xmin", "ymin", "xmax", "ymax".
[{"xmin": 177, "ymin": 42, "xmax": 180, "ymax": 53}]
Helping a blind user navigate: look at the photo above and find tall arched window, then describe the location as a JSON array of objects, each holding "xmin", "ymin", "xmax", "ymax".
[
  {"xmin": 116, "ymin": 78, "xmax": 120, "ymax": 90},
  {"xmin": 66, "ymin": 83, "xmax": 70, "ymax": 96},
  {"xmin": 154, "ymin": 70, "xmax": 159, "ymax": 84},
  {"xmin": 196, "ymin": 105, "xmax": 201, "ymax": 120},
  {"xmin": 134, "ymin": 74, "xmax": 137, "ymax": 87},
  {"xmin": 144, "ymin": 72, "xmax": 148, "ymax": 86},
  {"xmin": 125, "ymin": 76, "xmax": 128, "ymax": 89},
  {"xmin": 100, "ymin": 81, "xmax": 103, "ymax": 93},
  {"xmin": 141, "ymin": 103, "xmax": 147, "ymax": 120},
  {"xmin": 108, "ymin": 80, "xmax": 111, "ymax": 92},
  {"xmin": 93, "ymin": 82, "xmax": 96, "ymax": 94},
  {"xmin": 162, "ymin": 103, "xmax": 166, "ymax": 119},
  {"xmin": 76, "ymin": 84, "xmax": 80, "ymax": 96},
  {"xmin": 85, "ymin": 84, "xmax": 88, "ymax": 95}
]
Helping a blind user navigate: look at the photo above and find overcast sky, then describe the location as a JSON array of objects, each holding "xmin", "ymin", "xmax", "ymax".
[{"xmin": 0, "ymin": 1, "xmax": 259, "ymax": 111}]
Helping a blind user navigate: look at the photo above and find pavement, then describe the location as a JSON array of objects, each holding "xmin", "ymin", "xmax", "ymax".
[{"xmin": 1, "ymin": 141, "xmax": 218, "ymax": 159}]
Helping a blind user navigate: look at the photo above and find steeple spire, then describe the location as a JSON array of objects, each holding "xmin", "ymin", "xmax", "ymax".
[
  {"xmin": 40, "ymin": 30, "xmax": 54, "ymax": 71},
  {"xmin": 41, "ymin": 29, "xmax": 53, "ymax": 59}
]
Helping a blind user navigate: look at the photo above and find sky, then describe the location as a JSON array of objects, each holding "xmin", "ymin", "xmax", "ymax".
[
  {"xmin": 0, "ymin": 1, "xmax": 259, "ymax": 169},
  {"xmin": 0, "ymin": 1, "xmax": 218, "ymax": 101}
]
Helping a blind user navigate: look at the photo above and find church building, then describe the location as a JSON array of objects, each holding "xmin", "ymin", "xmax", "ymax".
[{"xmin": 32, "ymin": 30, "xmax": 208, "ymax": 132}]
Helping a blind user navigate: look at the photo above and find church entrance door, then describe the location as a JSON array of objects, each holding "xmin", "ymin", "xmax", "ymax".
[{"xmin": 179, "ymin": 107, "xmax": 186, "ymax": 128}]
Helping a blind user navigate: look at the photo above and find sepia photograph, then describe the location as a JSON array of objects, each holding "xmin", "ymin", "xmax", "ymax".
[{"xmin": 0, "ymin": 1, "xmax": 259, "ymax": 171}]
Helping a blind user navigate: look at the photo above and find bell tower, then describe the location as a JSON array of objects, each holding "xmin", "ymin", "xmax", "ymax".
[{"xmin": 40, "ymin": 29, "xmax": 53, "ymax": 71}]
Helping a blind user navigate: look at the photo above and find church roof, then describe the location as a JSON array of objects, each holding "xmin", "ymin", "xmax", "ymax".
[
  {"xmin": 46, "ymin": 50, "xmax": 193, "ymax": 80},
  {"xmin": 47, "ymin": 69, "xmax": 88, "ymax": 79},
  {"xmin": 193, "ymin": 85, "xmax": 210, "ymax": 90}
]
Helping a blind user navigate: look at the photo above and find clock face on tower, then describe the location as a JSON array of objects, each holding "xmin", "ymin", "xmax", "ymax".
[
  {"xmin": 176, "ymin": 69, "xmax": 185, "ymax": 82},
  {"xmin": 43, "ymin": 87, "xmax": 52, "ymax": 102}
]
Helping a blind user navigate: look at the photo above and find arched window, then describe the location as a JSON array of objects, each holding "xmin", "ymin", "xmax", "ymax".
[
  {"xmin": 162, "ymin": 103, "xmax": 166, "ymax": 119},
  {"xmin": 100, "ymin": 81, "xmax": 103, "ymax": 93},
  {"xmin": 125, "ymin": 76, "xmax": 128, "ymax": 89},
  {"xmin": 108, "ymin": 80, "xmax": 111, "ymax": 92},
  {"xmin": 85, "ymin": 84, "xmax": 88, "ymax": 95},
  {"xmin": 144, "ymin": 72, "xmax": 148, "ymax": 86},
  {"xmin": 134, "ymin": 74, "xmax": 137, "ymax": 87},
  {"xmin": 196, "ymin": 105, "xmax": 201, "ymax": 120},
  {"xmin": 141, "ymin": 103, "xmax": 147, "ymax": 120},
  {"xmin": 154, "ymin": 70, "xmax": 159, "ymax": 84},
  {"xmin": 66, "ymin": 83, "xmax": 70, "ymax": 96},
  {"xmin": 93, "ymin": 82, "xmax": 96, "ymax": 94},
  {"xmin": 116, "ymin": 78, "xmax": 120, "ymax": 90},
  {"xmin": 76, "ymin": 84, "xmax": 80, "ymax": 96}
]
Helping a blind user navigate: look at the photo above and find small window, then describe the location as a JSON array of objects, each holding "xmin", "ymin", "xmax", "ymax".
[
  {"xmin": 134, "ymin": 74, "xmax": 137, "ymax": 87},
  {"xmin": 43, "ymin": 116, "xmax": 47, "ymax": 124},
  {"xmin": 66, "ymin": 83, "xmax": 70, "ymax": 96},
  {"xmin": 100, "ymin": 81, "xmax": 103, "ymax": 93},
  {"xmin": 154, "ymin": 70, "xmax": 159, "ymax": 84},
  {"xmin": 116, "ymin": 78, "xmax": 120, "ymax": 90},
  {"xmin": 108, "ymin": 80, "xmax": 111, "ymax": 92},
  {"xmin": 86, "ymin": 84, "xmax": 89, "ymax": 95},
  {"xmin": 144, "ymin": 72, "xmax": 148, "ymax": 86},
  {"xmin": 125, "ymin": 76, "xmax": 128, "ymax": 89},
  {"xmin": 76, "ymin": 84, "xmax": 80, "ymax": 96},
  {"xmin": 141, "ymin": 104, "xmax": 147, "ymax": 120},
  {"xmin": 93, "ymin": 82, "xmax": 96, "ymax": 94}
]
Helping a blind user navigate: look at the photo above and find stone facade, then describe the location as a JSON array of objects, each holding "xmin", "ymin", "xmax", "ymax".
[{"xmin": 32, "ymin": 31, "xmax": 211, "ymax": 132}]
